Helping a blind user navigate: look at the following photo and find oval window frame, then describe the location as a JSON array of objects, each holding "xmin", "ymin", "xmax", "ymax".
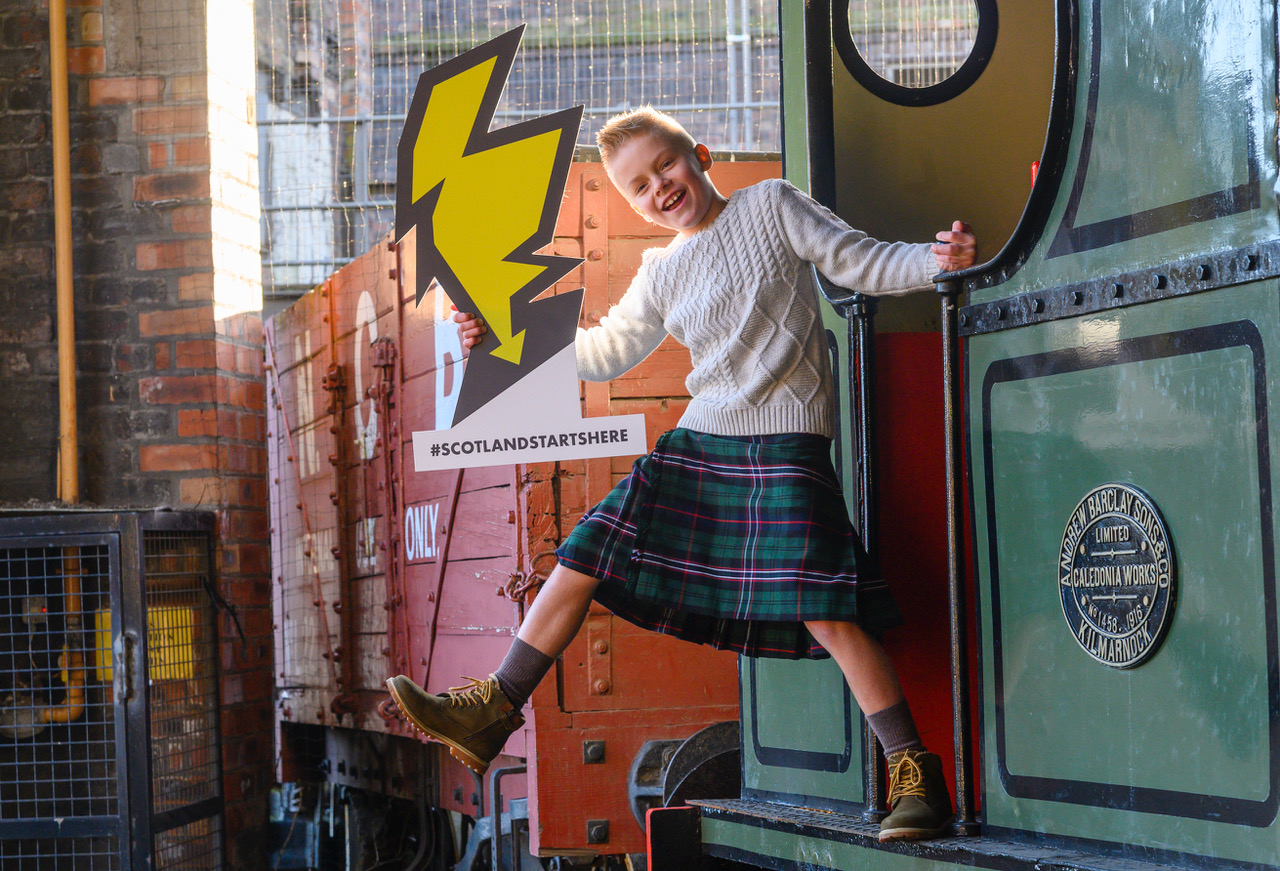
[{"xmin": 833, "ymin": 0, "xmax": 999, "ymax": 107}]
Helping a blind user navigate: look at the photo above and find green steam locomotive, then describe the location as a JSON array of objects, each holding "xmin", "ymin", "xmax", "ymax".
[{"xmin": 686, "ymin": 2, "xmax": 1280, "ymax": 870}]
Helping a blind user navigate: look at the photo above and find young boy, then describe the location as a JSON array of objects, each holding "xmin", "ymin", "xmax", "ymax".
[{"xmin": 387, "ymin": 107, "xmax": 976, "ymax": 842}]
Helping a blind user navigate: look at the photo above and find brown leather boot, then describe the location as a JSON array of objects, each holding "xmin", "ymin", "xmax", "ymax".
[
  {"xmin": 384, "ymin": 674, "xmax": 525, "ymax": 775},
  {"xmin": 878, "ymin": 749, "xmax": 954, "ymax": 842}
]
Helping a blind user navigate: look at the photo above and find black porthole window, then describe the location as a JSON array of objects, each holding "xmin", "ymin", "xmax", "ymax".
[{"xmin": 833, "ymin": 1, "xmax": 998, "ymax": 107}]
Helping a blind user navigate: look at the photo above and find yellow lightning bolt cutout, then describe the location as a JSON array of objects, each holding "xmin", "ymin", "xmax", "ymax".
[{"xmin": 411, "ymin": 57, "xmax": 563, "ymax": 366}]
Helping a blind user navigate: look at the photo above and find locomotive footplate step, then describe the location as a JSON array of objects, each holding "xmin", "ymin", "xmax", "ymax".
[{"xmin": 691, "ymin": 798, "xmax": 1193, "ymax": 871}]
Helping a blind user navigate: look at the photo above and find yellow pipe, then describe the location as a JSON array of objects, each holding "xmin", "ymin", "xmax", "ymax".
[
  {"xmin": 49, "ymin": 0, "xmax": 78, "ymax": 503},
  {"xmin": 44, "ymin": 548, "xmax": 86, "ymax": 724}
]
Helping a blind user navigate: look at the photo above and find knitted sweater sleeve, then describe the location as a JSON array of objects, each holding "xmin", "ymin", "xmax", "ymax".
[
  {"xmin": 773, "ymin": 180, "xmax": 936, "ymax": 296},
  {"xmin": 574, "ymin": 259, "xmax": 668, "ymax": 382}
]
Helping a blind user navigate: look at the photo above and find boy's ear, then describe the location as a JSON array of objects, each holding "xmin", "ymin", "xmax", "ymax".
[{"xmin": 695, "ymin": 143, "xmax": 713, "ymax": 172}]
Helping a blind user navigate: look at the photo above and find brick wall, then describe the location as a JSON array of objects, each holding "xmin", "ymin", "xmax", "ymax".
[{"xmin": 0, "ymin": 0, "xmax": 272, "ymax": 867}]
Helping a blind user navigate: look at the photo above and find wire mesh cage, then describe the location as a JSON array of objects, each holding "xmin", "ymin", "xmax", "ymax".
[
  {"xmin": 0, "ymin": 541, "xmax": 119, "ymax": 871},
  {"xmin": 254, "ymin": 0, "xmax": 783, "ymax": 306},
  {"xmin": 0, "ymin": 512, "xmax": 223, "ymax": 871},
  {"xmin": 144, "ymin": 530, "xmax": 223, "ymax": 871}
]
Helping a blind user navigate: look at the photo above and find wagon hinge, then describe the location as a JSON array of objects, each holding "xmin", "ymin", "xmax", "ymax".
[
  {"xmin": 330, "ymin": 694, "xmax": 359, "ymax": 716},
  {"xmin": 321, "ymin": 362, "xmax": 346, "ymax": 391},
  {"xmin": 321, "ymin": 361, "xmax": 356, "ymax": 707},
  {"xmin": 370, "ymin": 337, "xmax": 398, "ymax": 409},
  {"xmin": 371, "ymin": 336, "xmax": 398, "ymax": 371}
]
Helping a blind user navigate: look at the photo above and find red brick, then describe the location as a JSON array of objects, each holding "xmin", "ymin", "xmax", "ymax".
[
  {"xmin": 238, "ymin": 412, "xmax": 266, "ymax": 442},
  {"xmin": 235, "ymin": 345, "xmax": 263, "ymax": 377},
  {"xmin": 176, "ymin": 409, "xmax": 218, "ymax": 438},
  {"xmin": 138, "ymin": 306, "xmax": 212, "ymax": 337},
  {"xmin": 219, "ymin": 444, "xmax": 266, "ymax": 475},
  {"xmin": 134, "ymin": 172, "xmax": 209, "ymax": 203},
  {"xmin": 220, "ymin": 703, "xmax": 261, "ymax": 739},
  {"xmin": 70, "ymin": 142, "xmax": 99, "ymax": 174},
  {"xmin": 65, "ymin": 46, "xmax": 104, "ymax": 75},
  {"xmin": 171, "ymin": 204, "xmax": 210, "ymax": 234},
  {"xmin": 137, "ymin": 239, "xmax": 213, "ymax": 271},
  {"xmin": 178, "ymin": 272, "xmax": 214, "ymax": 301},
  {"xmin": 245, "ymin": 380, "xmax": 266, "ymax": 411},
  {"xmin": 173, "ymin": 137, "xmax": 210, "ymax": 166},
  {"xmin": 242, "ymin": 669, "xmax": 270, "ymax": 703},
  {"xmin": 88, "ymin": 76, "xmax": 163, "ymax": 106},
  {"xmin": 139, "ymin": 443, "xmax": 218, "ymax": 472},
  {"xmin": 218, "ymin": 409, "xmax": 240, "ymax": 439},
  {"xmin": 170, "ymin": 74, "xmax": 206, "ymax": 102},
  {"xmin": 147, "ymin": 142, "xmax": 167, "ymax": 169},
  {"xmin": 220, "ymin": 313, "xmax": 261, "ymax": 342},
  {"xmin": 134, "ymin": 105, "xmax": 205, "ymax": 136},
  {"xmin": 0, "ymin": 245, "xmax": 51, "ymax": 276},
  {"xmin": 240, "ymin": 607, "xmax": 271, "ymax": 640},
  {"xmin": 155, "ymin": 343, "xmax": 171, "ymax": 370},
  {"xmin": 221, "ymin": 674, "xmax": 244, "ymax": 705},
  {"xmin": 4, "ymin": 180, "xmax": 48, "ymax": 211},
  {"xmin": 219, "ymin": 475, "xmax": 267, "ymax": 508},
  {"xmin": 138, "ymin": 374, "xmax": 217, "ymax": 405},
  {"xmin": 216, "ymin": 544, "xmax": 240, "ymax": 574},
  {"xmin": 179, "ymin": 476, "xmax": 222, "ymax": 505},
  {"xmin": 174, "ymin": 338, "xmax": 217, "ymax": 369},
  {"xmin": 80, "ymin": 11, "xmax": 103, "ymax": 42},
  {"xmin": 215, "ymin": 339, "xmax": 237, "ymax": 371},
  {"xmin": 237, "ymin": 542, "xmax": 271, "ymax": 575},
  {"xmin": 221, "ymin": 508, "xmax": 269, "ymax": 540},
  {"xmin": 4, "ymin": 15, "xmax": 45, "ymax": 46}
]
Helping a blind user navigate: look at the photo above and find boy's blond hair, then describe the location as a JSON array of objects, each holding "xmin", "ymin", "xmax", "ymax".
[{"xmin": 596, "ymin": 106, "xmax": 698, "ymax": 169}]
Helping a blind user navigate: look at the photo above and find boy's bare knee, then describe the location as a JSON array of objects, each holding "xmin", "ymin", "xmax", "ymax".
[{"xmin": 805, "ymin": 619, "xmax": 843, "ymax": 645}]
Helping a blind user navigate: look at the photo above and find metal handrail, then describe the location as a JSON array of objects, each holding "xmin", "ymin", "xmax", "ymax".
[
  {"xmin": 936, "ymin": 275, "xmax": 979, "ymax": 835},
  {"xmin": 816, "ymin": 271, "xmax": 887, "ymax": 821}
]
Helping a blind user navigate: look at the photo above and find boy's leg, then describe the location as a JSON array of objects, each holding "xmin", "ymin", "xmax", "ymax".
[
  {"xmin": 804, "ymin": 619, "xmax": 953, "ymax": 842},
  {"xmin": 494, "ymin": 564, "xmax": 601, "ymax": 708},
  {"xmin": 804, "ymin": 619, "xmax": 905, "ymax": 715},
  {"xmin": 386, "ymin": 563, "xmax": 600, "ymax": 774}
]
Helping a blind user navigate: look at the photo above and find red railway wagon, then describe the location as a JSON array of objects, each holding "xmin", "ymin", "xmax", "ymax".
[{"xmin": 266, "ymin": 157, "xmax": 782, "ymax": 862}]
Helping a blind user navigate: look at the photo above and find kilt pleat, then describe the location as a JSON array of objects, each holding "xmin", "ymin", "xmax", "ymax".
[{"xmin": 555, "ymin": 428, "xmax": 901, "ymax": 659}]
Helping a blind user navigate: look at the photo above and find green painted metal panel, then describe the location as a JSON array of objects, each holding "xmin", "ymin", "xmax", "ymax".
[
  {"xmin": 702, "ymin": 818, "xmax": 963, "ymax": 871},
  {"xmin": 962, "ymin": 2, "xmax": 1280, "ymax": 863},
  {"xmin": 968, "ymin": 282, "xmax": 1280, "ymax": 864},
  {"xmin": 968, "ymin": 0, "xmax": 1280, "ymax": 307},
  {"xmin": 741, "ymin": 656, "xmax": 866, "ymax": 807},
  {"xmin": 778, "ymin": 0, "xmax": 809, "ymax": 190}
]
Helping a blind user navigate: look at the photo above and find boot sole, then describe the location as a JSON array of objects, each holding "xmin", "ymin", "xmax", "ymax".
[
  {"xmin": 384, "ymin": 678, "xmax": 490, "ymax": 775},
  {"xmin": 878, "ymin": 816, "xmax": 954, "ymax": 843}
]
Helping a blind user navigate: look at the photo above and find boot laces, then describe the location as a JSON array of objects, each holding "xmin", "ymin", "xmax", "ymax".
[
  {"xmin": 888, "ymin": 752, "xmax": 927, "ymax": 802},
  {"xmin": 445, "ymin": 676, "xmax": 494, "ymax": 708}
]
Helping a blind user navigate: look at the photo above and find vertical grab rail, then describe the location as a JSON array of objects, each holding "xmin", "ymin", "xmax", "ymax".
[
  {"xmin": 849, "ymin": 293, "xmax": 887, "ymax": 823},
  {"xmin": 937, "ymin": 278, "xmax": 979, "ymax": 835},
  {"xmin": 816, "ymin": 274, "xmax": 886, "ymax": 822}
]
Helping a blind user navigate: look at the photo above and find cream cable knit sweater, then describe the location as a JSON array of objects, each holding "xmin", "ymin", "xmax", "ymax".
[{"xmin": 575, "ymin": 178, "xmax": 937, "ymax": 438}]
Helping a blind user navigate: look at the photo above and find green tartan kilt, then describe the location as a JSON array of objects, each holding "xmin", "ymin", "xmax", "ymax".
[{"xmin": 555, "ymin": 428, "xmax": 902, "ymax": 659}]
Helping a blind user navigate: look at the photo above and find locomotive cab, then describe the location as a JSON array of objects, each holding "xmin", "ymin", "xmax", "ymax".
[{"xmin": 692, "ymin": 2, "xmax": 1280, "ymax": 871}]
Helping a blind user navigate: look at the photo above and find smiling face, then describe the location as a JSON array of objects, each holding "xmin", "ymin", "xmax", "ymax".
[{"xmin": 606, "ymin": 131, "xmax": 726, "ymax": 238}]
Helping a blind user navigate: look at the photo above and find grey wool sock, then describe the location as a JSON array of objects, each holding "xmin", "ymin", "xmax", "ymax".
[
  {"xmin": 493, "ymin": 638, "xmax": 555, "ymax": 711},
  {"xmin": 866, "ymin": 698, "xmax": 923, "ymax": 757}
]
